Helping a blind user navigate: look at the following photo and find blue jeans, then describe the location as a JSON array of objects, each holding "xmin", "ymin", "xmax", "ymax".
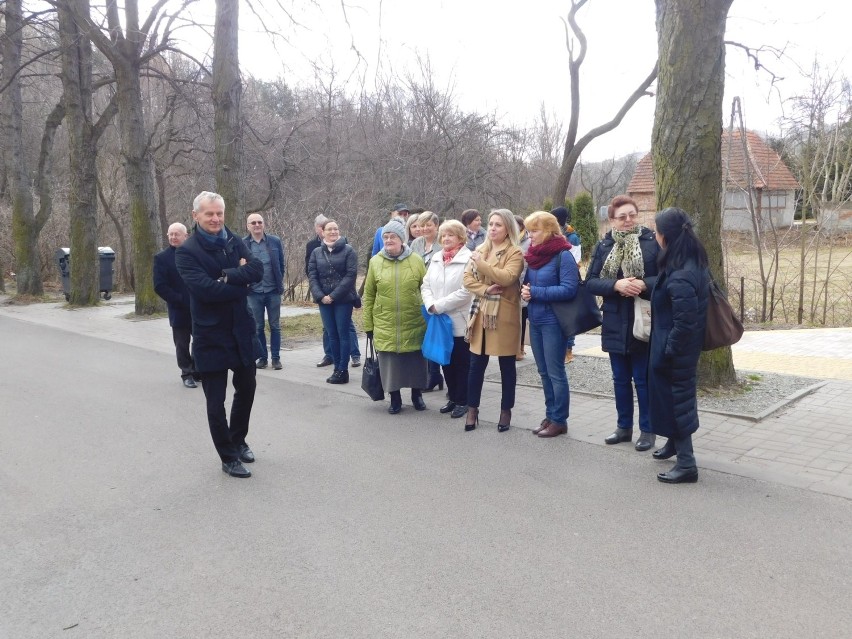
[
  {"xmin": 319, "ymin": 302, "xmax": 354, "ymax": 370},
  {"xmin": 247, "ymin": 292, "xmax": 282, "ymax": 361},
  {"xmin": 529, "ymin": 321, "xmax": 570, "ymax": 426},
  {"xmin": 609, "ymin": 351, "xmax": 650, "ymax": 432},
  {"xmin": 323, "ymin": 320, "xmax": 360, "ymax": 359}
]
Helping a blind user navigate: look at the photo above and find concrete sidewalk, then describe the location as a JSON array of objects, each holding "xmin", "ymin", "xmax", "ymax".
[{"xmin": 4, "ymin": 294, "xmax": 851, "ymax": 500}]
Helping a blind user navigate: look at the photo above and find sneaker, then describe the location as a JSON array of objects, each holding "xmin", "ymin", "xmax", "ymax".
[
  {"xmin": 255, "ymin": 358, "xmax": 268, "ymax": 369},
  {"xmin": 316, "ymin": 355, "xmax": 333, "ymax": 367},
  {"xmin": 271, "ymin": 358, "xmax": 282, "ymax": 370},
  {"xmin": 350, "ymin": 356, "xmax": 361, "ymax": 368}
]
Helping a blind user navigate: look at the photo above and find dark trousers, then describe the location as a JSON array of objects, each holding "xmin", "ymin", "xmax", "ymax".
[
  {"xmin": 467, "ymin": 352, "xmax": 516, "ymax": 410},
  {"xmin": 200, "ymin": 365, "xmax": 256, "ymax": 464},
  {"xmin": 442, "ymin": 336, "xmax": 470, "ymax": 405},
  {"xmin": 674, "ymin": 435, "xmax": 696, "ymax": 469},
  {"xmin": 172, "ymin": 326, "xmax": 194, "ymax": 379}
]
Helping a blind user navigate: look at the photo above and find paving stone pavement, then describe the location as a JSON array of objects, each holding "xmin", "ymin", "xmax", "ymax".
[{"xmin": 4, "ymin": 295, "xmax": 851, "ymax": 499}]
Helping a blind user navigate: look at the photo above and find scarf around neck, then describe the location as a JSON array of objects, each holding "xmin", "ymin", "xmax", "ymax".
[
  {"xmin": 525, "ymin": 234, "xmax": 571, "ymax": 270},
  {"xmin": 196, "ymin": 225, "xmax": 229, "ymax": 248},
  {"xmin": 601, "ymin": 227, "xmax": 644, "ymax": 280},
  {"xmin": 442, "ymin": 244, "xmax": 462, "ymax": 265}
]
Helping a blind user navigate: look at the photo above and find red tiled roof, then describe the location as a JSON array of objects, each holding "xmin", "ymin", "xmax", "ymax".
[{"xmin": 627, "ymin": 130, "xmax": 800, "ymax": 195}]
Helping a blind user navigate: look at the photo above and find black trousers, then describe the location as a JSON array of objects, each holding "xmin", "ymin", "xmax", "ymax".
[
  {"xmin": 467, "ymin": 352, "xmax": 516, "ymax": 410},
  {"xmin": 442, "ymin": 336, "xmax": 470, "ymax": 406},
  {"xmin": 200, "ymin": 365, "xmax": 256, "ymax": 463},
  {"xmin": 172, "ymin": 326, "xmax": 194, "ymax": 379}
]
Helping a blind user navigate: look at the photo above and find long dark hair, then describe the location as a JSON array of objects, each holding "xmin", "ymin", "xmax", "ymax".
[{"xmin": 655, "ymin": 207, "xmax": 708, "ymax": 271}]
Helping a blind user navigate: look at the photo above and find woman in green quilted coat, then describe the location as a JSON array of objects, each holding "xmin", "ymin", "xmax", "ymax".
[{"xmin": 363, "ymin": 218, "xmax": 429, "ymax": 414}]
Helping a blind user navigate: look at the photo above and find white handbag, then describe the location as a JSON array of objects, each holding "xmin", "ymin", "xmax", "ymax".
[{"xmin": 632, "ymin": 297, "xmax": 651, "ymax": 342}]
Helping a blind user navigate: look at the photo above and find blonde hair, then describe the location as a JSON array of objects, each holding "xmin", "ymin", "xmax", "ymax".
[
  {"xmin": 477, "ymin": 208, "xmax": 520, "ymax": 256},
  {"xmin": 523, "ymin": 211, "xmax": 562, "ymax": 242},
  {"xmin": 405, "ymin": 213, "xmax": 421, "ymax": 237},
  {"xmin": 438, "ymin": 219, "xmax": 466, "ymax": 245}
]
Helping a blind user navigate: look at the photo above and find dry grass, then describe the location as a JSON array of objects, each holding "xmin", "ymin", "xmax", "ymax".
[{"xmin": 723, "ymin": 230, "xmax": 852, "ymax": 327}]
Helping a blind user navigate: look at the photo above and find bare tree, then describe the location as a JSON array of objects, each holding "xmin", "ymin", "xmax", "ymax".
[
  {"xmin": 74, "ymin": 0, "xmax": 192, "ymax": 315},
  {"xmin": 213, "ymin": 0, "xmax": 243, "ymax": 226},
  {"xmin": 1, "ymin": 0, "xmax": 62, "ymax": 296},
  {"xmin": 652, "ymin": 0, "xmax": 736, "ymax": 386},
  {"xmin": 57, "ymin": 0, "xmax": 117, "ymax": 305},
  {"xmin": 551, "ymin": 0, "xmax": 657, "ymax": 207}
]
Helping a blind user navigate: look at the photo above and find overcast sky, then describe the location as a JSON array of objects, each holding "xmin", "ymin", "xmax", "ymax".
[{"xmin": 230, "ymin": 0, "xmax": 850, "ymax": 161}]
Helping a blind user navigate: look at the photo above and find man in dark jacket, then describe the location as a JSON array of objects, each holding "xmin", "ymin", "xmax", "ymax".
[
  {"xmin": 243, "ymin": 213, "xmax": 285, "ymax": 370},
  {"xmin": 153, "ymin": 222, "xmax": 196, "ymax": 388},
  {"xmin": 176, "ymin": 192, "xmax": 264, "ymax": 479}
]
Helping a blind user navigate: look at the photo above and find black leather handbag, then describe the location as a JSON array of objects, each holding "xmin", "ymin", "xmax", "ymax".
[
  {"xmin": 360, "ymin": 335, "xmax": 385, "ymax": 401},
  {"xmin": 549, "ymin": 253, "xmax": 602, "ymax": 337}
]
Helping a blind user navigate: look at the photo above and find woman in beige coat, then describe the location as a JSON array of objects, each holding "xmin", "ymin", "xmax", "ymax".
[{"xmin": 462, "ymin": 208, "xmax": 524, "ymax": 433}]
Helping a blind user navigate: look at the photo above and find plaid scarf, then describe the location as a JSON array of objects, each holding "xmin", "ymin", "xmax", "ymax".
[{"xmin": 465, "ymin": 245, "xmax": 508, "ymax": 340}]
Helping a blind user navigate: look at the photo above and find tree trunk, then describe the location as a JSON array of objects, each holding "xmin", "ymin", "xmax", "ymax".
[
  {"xmin": 213, "ymin": 0, "xmax": 243, "ymax": 226},
  {"xmin": 1, "ymin": 0, "xmax": 41, "ymax": 296},
  {"xmin": 58, "ymin": 0, "xmax": 101, "ymax": 305},
  {"xmin": 114, "ymin": 63, "xmax": 163, "ymax": 314},
  {"xmin": 652, "ymin": 0, "xmax": 736, "ymax": 387}
]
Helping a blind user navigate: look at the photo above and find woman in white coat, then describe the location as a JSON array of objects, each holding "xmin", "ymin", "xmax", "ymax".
[{"xmin": 421, "ymin": 220, "xmax": 474, "ymax": 419}]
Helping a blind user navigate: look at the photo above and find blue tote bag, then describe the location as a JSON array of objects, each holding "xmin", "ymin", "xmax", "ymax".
[{"xmin": 421, "ymin": 305, "xmax": 454, "ymax": 366}]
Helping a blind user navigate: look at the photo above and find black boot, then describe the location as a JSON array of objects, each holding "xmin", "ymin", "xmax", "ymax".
[
  {"xmin": 652, "ymin": 438, "xmax": 677, "ymax": 460},
  {"xmin": 635, "ymin": 431, "xmax": 656, "ymax": 451},
  {"xmin": 411, "ymin": 389, "xmax": 427, "ymax": 411},
  {"xmin": 657, "ymin": 465, "xmax": 698, "ymax": 483},
  {"xmin": 388, "ymin": 390, "xmax": 402, "ymax": 414},
  {"xmin": 605, "ymin": 428, "xmax": 633, "ymax": 445}
]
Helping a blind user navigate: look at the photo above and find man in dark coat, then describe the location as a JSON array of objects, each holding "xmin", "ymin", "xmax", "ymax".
[
  {"xmin": 153, "ymin": 222, "xmax": 197, "ymax": 388},
  {"xmin": 176, "ymin": 191, "xmax": 264, "ymax": 479}
]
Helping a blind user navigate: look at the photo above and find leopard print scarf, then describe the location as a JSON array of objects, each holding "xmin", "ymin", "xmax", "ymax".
[{"xmin": 600, "ymin": 227, "xmax": 645, "ymax": 280}]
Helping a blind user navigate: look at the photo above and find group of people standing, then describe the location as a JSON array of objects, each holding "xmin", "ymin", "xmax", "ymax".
[{"xmin": 156, "ymin": 192, "xmax": 710, "ymax": 486}]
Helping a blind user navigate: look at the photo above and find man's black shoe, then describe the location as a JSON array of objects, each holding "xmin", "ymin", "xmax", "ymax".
[
  {"xmin": 350, "ymin": 356, "xmax": 361, "ymax": 368},
  {"xmin": 238, "ymin": 444, "xmax": 255, "ymax": 464},
  {"xmin": 182, "ymin": 377, "xmax": 197, "ymax": 388},
  {"xmin": 271, "ymin": 358, "xmax": 282, "ymax": 370},
  {"xmin": 222, "ymin": 460, "xmax": 251, "ymax": 478},
  {"xmin": 255, "ymin": 359, "xmax": 268, "ymax": 369},
  {"xmin": 316, "ymin": 356, "xmax": 333, "ymax": 367}
]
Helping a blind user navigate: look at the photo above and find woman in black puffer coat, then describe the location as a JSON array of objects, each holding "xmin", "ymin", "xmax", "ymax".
[
  {"xmin": 586, "ymin": 195, "xmax": 659, "ymax": 452},
  {"xmin": 648, "ymin": 207, "xmax": 710, "ymax": 484},
  {"xmin": 308, "ymin": 219, "xmax": 359, "ymax": 384}
]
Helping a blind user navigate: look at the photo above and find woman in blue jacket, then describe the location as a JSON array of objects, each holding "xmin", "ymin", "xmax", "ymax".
[
  {"xmin": 520, "ymin": 211, "xmax": 579, "ymax": 438},
  {"xmin": 648, "ymin": 208, "xmax": 710, "ymax": 484},
  {"xmin": 586, "ymin": 195, "xmax": 659, "ymax": 451}
]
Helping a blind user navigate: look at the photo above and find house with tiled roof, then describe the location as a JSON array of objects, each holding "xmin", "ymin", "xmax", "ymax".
[{"xmin": 626, "ymin": 130, "xmax": 801, "ymax": 231}]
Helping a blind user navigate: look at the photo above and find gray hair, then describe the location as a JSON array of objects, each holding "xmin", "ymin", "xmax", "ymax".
[
  {"xmin": 167, "ymin": 222, "xmax": 187, "ymax": 234},
  {"xmin": 314, "ymin": 214, "xmax": 328, "ymax": 226},
  {"xmin": 193, "ymin": 191, "xmax": 225, "ymax": 213}
]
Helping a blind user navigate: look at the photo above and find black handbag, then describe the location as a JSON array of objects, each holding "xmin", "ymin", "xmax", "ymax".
[
  {"xmin": 360, "ymin": 335, "xmax": 385, "ymax": 401},
  {"xmin": 703, "ymin": 275, "xmax": 744, "ymax": 351},
  {"xmin": 549, "ymin": 253, "xmax": 602, "ymax": 337}
]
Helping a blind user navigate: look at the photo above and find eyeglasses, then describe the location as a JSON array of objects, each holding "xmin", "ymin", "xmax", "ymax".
[
  {"xmin": 248, "ymin": 221, "xmax": 264, "ymax": 225},
  {"xmin": 614, "ymin": 213, "xmax": 639, "ymax": 221}
]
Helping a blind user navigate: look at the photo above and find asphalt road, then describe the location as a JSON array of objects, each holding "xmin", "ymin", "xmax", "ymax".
[{"xmin": 2, "ymin": 316, "xmax": 850, "ymax": 638}]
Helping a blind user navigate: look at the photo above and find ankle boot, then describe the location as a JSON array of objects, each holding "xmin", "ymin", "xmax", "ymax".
[
  {"xmin": 388, "ymin": 390, "xmax": 402, "ymax": 414},
  {"xmin": 635, "ymin": 431, "xmax": 655, "ymax": 451},
  {"xmin": 411, "ymin": 389, "xmax": 427, "ymax": 411},
  {"xmin": 464, "ymin": 407, "xmax": 478, "ymax": 432},
  {"xmin": 652, "ymin": 438, "xmax": 677, "ymax": 460},
  {"xmin": 497, "ymin": 409, "xmax": 511, "ymax": 433},
  {"xmin": 605, "ymin": 427, "xmax": 633, "ymax": 445}
]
